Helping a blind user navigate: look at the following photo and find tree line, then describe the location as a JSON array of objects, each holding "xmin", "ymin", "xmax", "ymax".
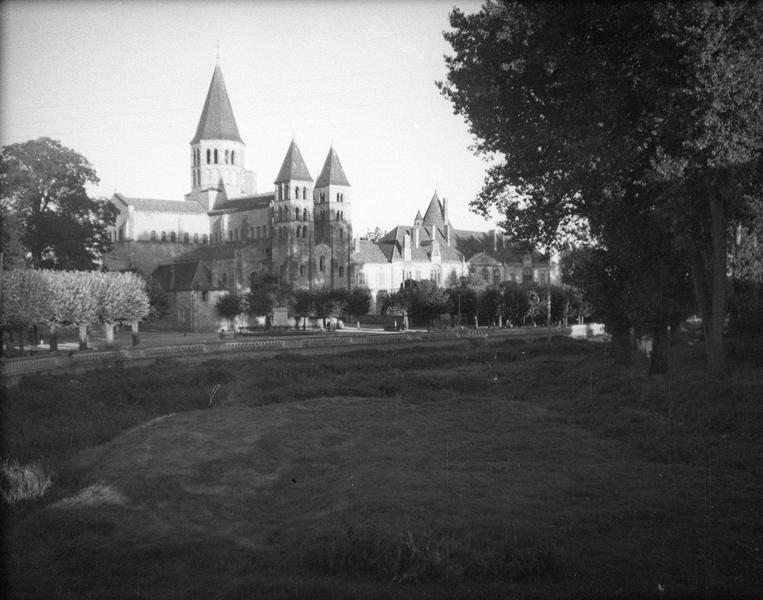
[
  {"xmin": 215, "ymin": 273, "xmax": 373, "ymax": 331},
  {"xmin": 439, "ymin": 1, "xmax": 763, "ymax": 377},
  {"xmin": 1, "ymin": 270, "xmax": 150, "ymax": 354}
]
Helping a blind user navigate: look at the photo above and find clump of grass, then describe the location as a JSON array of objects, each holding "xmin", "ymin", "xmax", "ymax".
[{"xmin": 1, "ymin": 457, "xmax": 53, "ymax": 504}]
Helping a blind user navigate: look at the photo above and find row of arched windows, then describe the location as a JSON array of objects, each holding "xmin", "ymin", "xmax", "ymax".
[
  {"xmin": 197, "ymin": 148, "xmax": 236, "ymax": 166},
  {"xmin": 277, "ymin": 183, "xmax": 309, "ymax": 201},
  {"xmin": 275, "ymin": 206, "xmax": 310, "ymax": 221},
  {"xmin": 149, "ymin": 230, "xmax": 209, "ymax": 244}
]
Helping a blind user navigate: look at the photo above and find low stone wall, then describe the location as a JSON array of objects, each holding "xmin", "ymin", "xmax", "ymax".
[{"xmin": 1, "ymin": 326, "xmax": 570, "ymax": 386}]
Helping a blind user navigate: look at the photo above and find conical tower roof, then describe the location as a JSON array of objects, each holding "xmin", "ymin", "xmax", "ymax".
[
  {"xmin": 315, "ymin": 147, "xmax": 350, "ymax": 187},
  {"xmin": 274, "ymin": 139, "xmax": 313, "ymax": 183},
  {"xmin": 422, "ymin": 191, "xmax": 446, "ymax": 227},
  {"xmin": 191, "ymin": 65, "xmax": 243, "ymax": 144}
]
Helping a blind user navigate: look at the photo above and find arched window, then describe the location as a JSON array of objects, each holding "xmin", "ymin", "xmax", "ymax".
[
  {"xmin": 285, "ymin": 185, "xmax": 290, "ymax": 200},
  {"xmin": 296, "ymin": 225, "xmax": 301, "ymax": 238},
  {"xmin": 169, "ymin": 231, "xmax": 176, "ymax": 242},
  {"xmin": 300, "ymin": 265, "xmax": 305, "ymax": 276},
  {"xmin": 231, "ymin": 150, "xmax": 235, "ymax": 165},
  {"xmin": 202, "ymin": 234, "xmax": 208, "ymax": 245},
  {"xmin": 249, "ymin": 227, "xmax": 254, "ymax": 239},
  {"xmin": 256, "ymin": 226, "xmax": 261, "ymax": 239},
  {"xmin": 337, "ymin": 193, "xmax": 341, "ymax": 202},
  {"xmin": 193, "ymin": 233, "xmax": 199, "ymax": 243},
  {"xmin": 432, "ymin": 266, "xmax": 442, "ymax": 285},
  {"xmin": 302, "ymin": 187, "xmax": 307, "ymax": 200},
  {"xmin": 222, "ymin": 272, "xmax": 228, "ymax": 287},
  {"xmin": 224, "ymin": 150, "xmax": 229, "ymax": 164},
  {"xmin": 206, "ymin": 149, "xmax": 211, "ymax": 164},
  {"xmin": 339, "ymin": 228, "xmax": 344, "ymax": 239},
  {"xmin": 303, "ymin": 208, "xmax": 307, "ymax": 221},
  {"xmin": 150, "ymin": 230, "xmax": 156, "ymax": 241},
  {"xmin": 319, "ymin": 256, "xmax": 326, "ymax": 272},
  {"xmin": 320, "ymin": 192, "xmax": 325, "ymax": 203},
  {"xmin": 295, "ymin": 207, "xmax": 300, "ymax": 220},
  {"xmin": 183, "ymin": 233, "xmax": 190, "ymax": 243},
  {"xmin": 339, "ymin": 266, "xmax": 344, "ymax": 277},
  {"xmin": 214, "ymin": 149, "xmax": 218, "ymax": 164}
]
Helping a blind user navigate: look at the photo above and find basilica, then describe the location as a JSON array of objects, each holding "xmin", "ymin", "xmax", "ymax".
[{"xmin": 104, "ymin": 64, "xmax": 558, "ymax": 330}]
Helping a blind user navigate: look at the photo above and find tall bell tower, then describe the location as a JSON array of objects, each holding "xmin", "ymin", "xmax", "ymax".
[
  {"xmin": 186, "ymin": 64, "xmax": 255, "ymax": 210},
  {"xmin": 313, "ymin": 146, "xmax": 352, "ymax": 289}
]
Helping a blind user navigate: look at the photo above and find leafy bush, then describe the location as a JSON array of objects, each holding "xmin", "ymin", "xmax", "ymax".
[{"xmin": 1, "ymin": 458, "xmax": 53, "ymax": 504}]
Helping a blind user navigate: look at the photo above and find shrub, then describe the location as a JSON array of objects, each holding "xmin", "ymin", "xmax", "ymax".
[{"xmin": 1, "ymin": 458, "xmax": 53, "ymax": 504}]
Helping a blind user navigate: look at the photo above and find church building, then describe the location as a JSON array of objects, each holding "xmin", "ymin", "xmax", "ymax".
[{"xmin": 104, "ymin": 64, "xmax": 558, "ymax": 330}]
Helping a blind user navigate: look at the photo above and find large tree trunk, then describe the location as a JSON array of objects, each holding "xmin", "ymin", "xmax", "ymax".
[
  {"xmin": 78, "ymin": 325, "xmax": 88, "ymax": 350},
  {"xmin": 104, "ymin": 323, "xmax": 115, "ymax": 348},
  {"xmin": 131, "ymin": 321, "xmax": 139, "ymax": 347},
  {"xmin": 611, "ymin": 323, "xmax": 632, "ymax": 366},
  {"xmin": 707, "ymin": 187, "xmax": 729, "ymax": 378},
  {"xmin": 49, "ymin": 323, "xmax": 58, "ymax": 352},
  {"xmin": 649, "ymin": 319, "xmax": 670, "ymax": 374}
]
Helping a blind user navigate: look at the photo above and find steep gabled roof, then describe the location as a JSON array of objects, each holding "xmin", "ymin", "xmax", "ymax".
[
  {"xmin": 315, "ymin": 147, "xmax": 350, "ymax": 187},
  {"xmin": 191, "ymin": 65, "xmax": 243, "ymax": 144},
  {"xmin": 211, "ymin": 192, "xmax": 274, "ymax": 213},
  {"xmin": 274, "ymin": 139, "xmax": 313, "ymax": 184},
  {"xmin": 112, "ymin": 193, "xmax": 207, "ymax": 214},
  {"xmin": 151, "ymin": 261, "xmax": 208, "ymax": 291},
  {"xmin": 422, "ymin": 191, "xmax": 447, "ymax": 228}
]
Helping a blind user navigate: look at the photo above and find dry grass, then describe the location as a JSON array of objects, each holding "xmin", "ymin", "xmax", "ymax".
[{"xmin": 2, "ymin": 337, "xmax": 762, "ymax": 599}]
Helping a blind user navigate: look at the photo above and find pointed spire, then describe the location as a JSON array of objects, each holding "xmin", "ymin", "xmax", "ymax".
[
  {"xmin": 191, "ymin": 65, "xmax": 243, "ymax": 144},
  {"xmin": 315, "ymin": 146, "xmax": 350, "ymax": 187},
  {"xmin": 274, "ymin": 138, "xmax": 313, "ymax": 183},
  {"xmin": 422, "ymin": 190, "xmax": 446, "ymax": 227}
]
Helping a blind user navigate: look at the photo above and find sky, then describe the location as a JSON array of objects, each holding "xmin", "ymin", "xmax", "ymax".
[{"xmin": 0, "ymin": 0, "xmax": 498, "ymax": 237}]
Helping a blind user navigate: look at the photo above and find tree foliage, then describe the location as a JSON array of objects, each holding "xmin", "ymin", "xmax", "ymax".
[
  {"xmin": 439, "ymin": 1, "xmax": 763, "ymax": 376},
  {"xmin": 246, "ymin": 272, "xmax": 292, "ymax": 317},
  {"xmin": 0, "ymin": 138, "xmax": 117, "ymax": 270}
]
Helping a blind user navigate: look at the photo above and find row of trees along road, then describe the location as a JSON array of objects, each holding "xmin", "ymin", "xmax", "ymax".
[
  {"xmin": 383, "ymin": 276, "xmax": 588, "ymax": 329},
  {"xmin": 215, "ymin": 272, "xmax": 373, "ymax": 331},
  {"xmin": 1, "ymin": 269, "xmax": 150, "ymax": 354},
  {"xmin": 439, "ymin": 2, "xmax": 763, "ymax": 377}
]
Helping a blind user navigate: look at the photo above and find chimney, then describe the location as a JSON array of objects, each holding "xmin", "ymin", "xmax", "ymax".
[{"xmin": 403, "ymin": 232, "xmax": 412, "ymax": 261}]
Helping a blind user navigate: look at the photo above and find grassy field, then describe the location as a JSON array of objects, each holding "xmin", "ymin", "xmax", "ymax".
[{"xmin": 2, "ymin": 336, "xmax": 762, "ymax": 599}]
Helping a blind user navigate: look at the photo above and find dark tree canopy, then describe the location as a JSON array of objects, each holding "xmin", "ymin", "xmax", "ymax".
[
  {"xmin": 439, "ymin": 1, "xmax": 763, "ymax": 377},
  {"xmin": 0, "ymin": 137, "xmax": 117, "ymax": 270}
]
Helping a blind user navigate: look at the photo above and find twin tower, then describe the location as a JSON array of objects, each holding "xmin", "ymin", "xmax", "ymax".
[{"xmin": 184, "ymin": 64, "xmax": 352, "ymax": 289}]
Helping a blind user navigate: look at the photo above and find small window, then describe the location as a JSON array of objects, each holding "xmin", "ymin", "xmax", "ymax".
[
  {"xmin": 320, "ymin": 192, "xmax": 325, "ymax": 203},
  {"xmin": 225, "ymin": 149, "xmax": 229, "ymax": 164},
  {"xmin": 193, "ymin": 233, "xmax": 199, "ymax": 243},
  {"xmin": 228, "ymin": 230, "xmax": 233, "ymax": 241},
  {"xmin": 214, "ymin": 149, "xmax": 218, "ymax": 164},
  {"xmin": 249, "ymin": 227, "xmax": 254, "ymax": 238},
  {"xmin": 183, "ymin": 232, "xmax": 190, "ymax": 243},
  {"xmin": 256, "ymin": 226, "xmax": 261, "ymax": 239},
  {"xmin": 337, "ymin": 193, "xmax": 341, "ymax": 202},
  {"xmin": 202, "ymin": 234, "xmax": 208, "ymax": 245},
  {"xmin": 296, "ymin": 225, "xmax": 301, "ymax": 238},
  {"xmin": 303, "ymin": 208, "xmax": 307, "ymax": 221},
  {"xmin": 231, "ymin": 150, "xmax": 235, "ymax": 165},
  {"xmin": 319, "ymin": 256, "xmax": 326, "ymax": 272},
  {"xmin": 295, "ymin": 207, "xmax": 300, "ymax": 220},
  {"xmin": 202, "ymin": 291, "xmax": 209, "ymax": 301},
  {"xmin": 339, "ymin": 266, "xmax": 344, "ymax": 277},
  {"xmin": 222, "ymin": 272, "xmax": 228, "ymax": 286},
  {"xmin": 300, "ymin": 265, "xmax": 306, "ymax": 276},
  {"xmin": 339, "ymin": 228, "xmax": 344, "ymax": 239},
  {"xmin": 150, "ymin": 230, "xmax": 156, "ymax": 241},
  {"xmin": 206, "ymin": 149, "xmax": 211, "ymax": 164}
]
